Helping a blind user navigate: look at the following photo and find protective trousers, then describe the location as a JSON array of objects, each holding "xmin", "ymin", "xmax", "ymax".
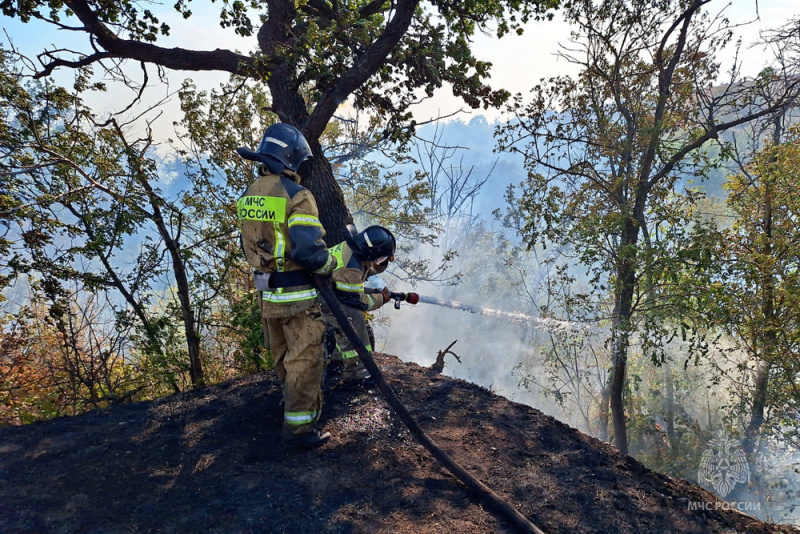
[
  {"xmin": 323, "ymin": 303, "xmax": 372, "ymax": 380},
  {"xmin": 262, "ymin": 300, "xmax": 327, "ymax": 437}
]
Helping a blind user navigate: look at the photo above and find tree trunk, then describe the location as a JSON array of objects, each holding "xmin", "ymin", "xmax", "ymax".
[
  {"xmin": 262, "ymin": 54, "xmax": 353, "ymax": 245},
  {"xmin": 740, "ymin": 364, "xmax": 770, "ymax": 514},
  {"xmin": 609, "ymin": 335, "xmax": 629, "ymax": 454},
  {"xmin": 598, "ymin": 381, "xmax": 611, "ymax": 442},
  {"xmin": 742, "ymin": 141, "xmax": 777, "ymax": 457},
  {"xmin": 664, "ymin": 360, "xmax": 675, "ymax": 438},
  {"xmin": 304, "ymin": 138, "xmax": 353, "ymax": 246},
  {"xmin": 167, "ymin": 236, "xmax": 206, "ymax": 389},
  {"xmin": 742, "ymin": 360, "xmax": 771, "ymax": 457},
  {"xmin": 140, "ymin": 175, "xmax": 206, "ymax": 389},
  {"xmin": 610, "ymin": 218, "xmax": 639, "ymax": 455}
]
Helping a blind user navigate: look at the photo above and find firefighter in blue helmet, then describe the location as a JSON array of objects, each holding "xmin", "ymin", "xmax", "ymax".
[
  {"xmin": 236, "ymin": 123, "xmax": 336, "ymax": 448},
  {"xmin": 323, "ymin": 225, "xmax": 396, "ymax": 383}
]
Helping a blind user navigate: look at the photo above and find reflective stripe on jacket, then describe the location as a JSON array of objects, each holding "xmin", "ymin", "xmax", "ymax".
[
  {"xmin": 329, "ymin": 241, "xmax": 386, "ymax": 312},
  {"xmin": 238, "ymin": 172, "xmax": 331, "ymax": 317}
]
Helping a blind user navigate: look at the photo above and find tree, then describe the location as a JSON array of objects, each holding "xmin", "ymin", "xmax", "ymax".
[
  {"xmin": 696, "ymin": 126, "xmax": 800, "ymax": 495},
  {"xmin": 495, "ymin": 0, "xmax": 800, "ymax": 454},
  {"xmin": 1, "ymin": 50, "xmax": 229, "ymax": 390},
  {"xmin": 0, "ymin": 285, "xmax": 144, "ymax": 425},
  {"xmin": 3, "ymin": 0, "xmax": 559, "ymax": 245},
  {"xmin": 414, "ymin": 122, "xmax": 494, "ymax": 230},
  {"xmin": 669, "ymin": 19, "xmax": 800, "ymax": 509}
]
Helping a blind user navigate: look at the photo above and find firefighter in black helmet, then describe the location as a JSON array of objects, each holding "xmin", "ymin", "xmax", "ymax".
[
  {"xmin": 237, "ymin": 123, "xmax": 336, "ymax": 448},
  {"xmin": 351, "ymin": 226, "xmax": 396, "ymax": 271},
  {"xmin": 322, "ymin": 225, "xmax": 396, "ymax": 383}
]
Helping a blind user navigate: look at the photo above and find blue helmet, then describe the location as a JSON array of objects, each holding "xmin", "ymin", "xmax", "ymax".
[{"xmin": 237, "ymin": 123, "xmax": 312, "ymax": 172}]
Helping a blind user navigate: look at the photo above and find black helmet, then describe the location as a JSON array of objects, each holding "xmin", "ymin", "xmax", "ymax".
[
  {"xmin": 351, "ymin": 225, "xmax": 396, "ymax": 263},
  {"xmin": 236, "ymin": 123, "xmax": 312, "ymax": 172}
]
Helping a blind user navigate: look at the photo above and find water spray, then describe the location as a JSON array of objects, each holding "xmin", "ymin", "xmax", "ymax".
[
  {"xmin": 416, "ymin": 295, "xmax": 538, "ymax": 324},
  {"xmin": 385, "ymin": 290, "xmax": 583, "ymax": 332}
]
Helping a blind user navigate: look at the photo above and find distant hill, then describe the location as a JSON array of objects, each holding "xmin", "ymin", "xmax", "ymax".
[{"xmin": 403, "ymin": 114, "xmax": 765, "ymax": 214}]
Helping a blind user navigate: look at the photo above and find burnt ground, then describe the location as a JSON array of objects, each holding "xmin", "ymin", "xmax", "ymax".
[{"xmin": 0, "ymin": 353, "xmax": 797, "ymax": 534}]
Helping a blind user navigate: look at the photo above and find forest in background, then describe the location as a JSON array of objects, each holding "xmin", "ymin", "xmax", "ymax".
[{"xmin": 2, "ymin": 0, "xmax": 800, "ymax": 526}]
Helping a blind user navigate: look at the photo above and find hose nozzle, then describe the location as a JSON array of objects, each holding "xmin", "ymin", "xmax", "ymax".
[{"xmin": 388, "ymin": 291, "xmax": 420, "ymax": 309}]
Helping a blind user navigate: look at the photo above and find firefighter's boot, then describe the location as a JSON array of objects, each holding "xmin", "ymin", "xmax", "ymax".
[{"xmin": 341, "ymin": 358, "xmax": 371, "ymax": 382}]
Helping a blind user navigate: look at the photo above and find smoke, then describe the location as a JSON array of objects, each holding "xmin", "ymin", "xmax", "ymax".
[
  {"xmin": 368, "ymin": 231, "xmax": 575, "ymax": 423},
  {"xmin": 373, "ymin": 289, "xmax": 558, "ymax": 410}
]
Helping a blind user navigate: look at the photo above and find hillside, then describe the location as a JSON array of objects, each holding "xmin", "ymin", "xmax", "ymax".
[{"xmin": 1, "ymin": 353, "xmax": 796, "ymax": 534}]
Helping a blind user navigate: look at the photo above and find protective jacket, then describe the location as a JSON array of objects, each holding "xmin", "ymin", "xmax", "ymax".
[
  {"xmin": 238, "ymin": 171, "xmax": 334, "ymax": 318},
  {"xmin": 329, "ymin": 241, "xmax": 387, "ymax": 311}
]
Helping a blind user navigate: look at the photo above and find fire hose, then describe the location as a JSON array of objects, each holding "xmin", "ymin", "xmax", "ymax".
[{"xmin": 316, "ymin": 277, "xmax": 546, "ymax": 534}]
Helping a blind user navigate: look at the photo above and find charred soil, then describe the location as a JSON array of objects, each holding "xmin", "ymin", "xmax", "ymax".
[{"xmin": 1, "ymin": 353, "xmax": 797, "ymax": 534}]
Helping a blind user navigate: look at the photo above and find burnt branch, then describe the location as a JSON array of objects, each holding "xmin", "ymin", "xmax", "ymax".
[{"xmin": 431, "ymin": 340, "xmax": 461, "ymax": 374}]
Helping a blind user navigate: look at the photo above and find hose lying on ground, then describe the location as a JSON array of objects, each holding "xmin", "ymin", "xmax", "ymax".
[{"xmin": 315, "ymin": 276, "xmax": 547, "ymax": 534}]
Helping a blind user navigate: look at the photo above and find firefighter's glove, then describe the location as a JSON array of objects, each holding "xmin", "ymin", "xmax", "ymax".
[
  {"xmin": 313, "ymin": 254, "xmax": 337, "ymax": 277},
  {"xmin": 378, "ymin": 287, "xmax": 391, "ymax": 306}
]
